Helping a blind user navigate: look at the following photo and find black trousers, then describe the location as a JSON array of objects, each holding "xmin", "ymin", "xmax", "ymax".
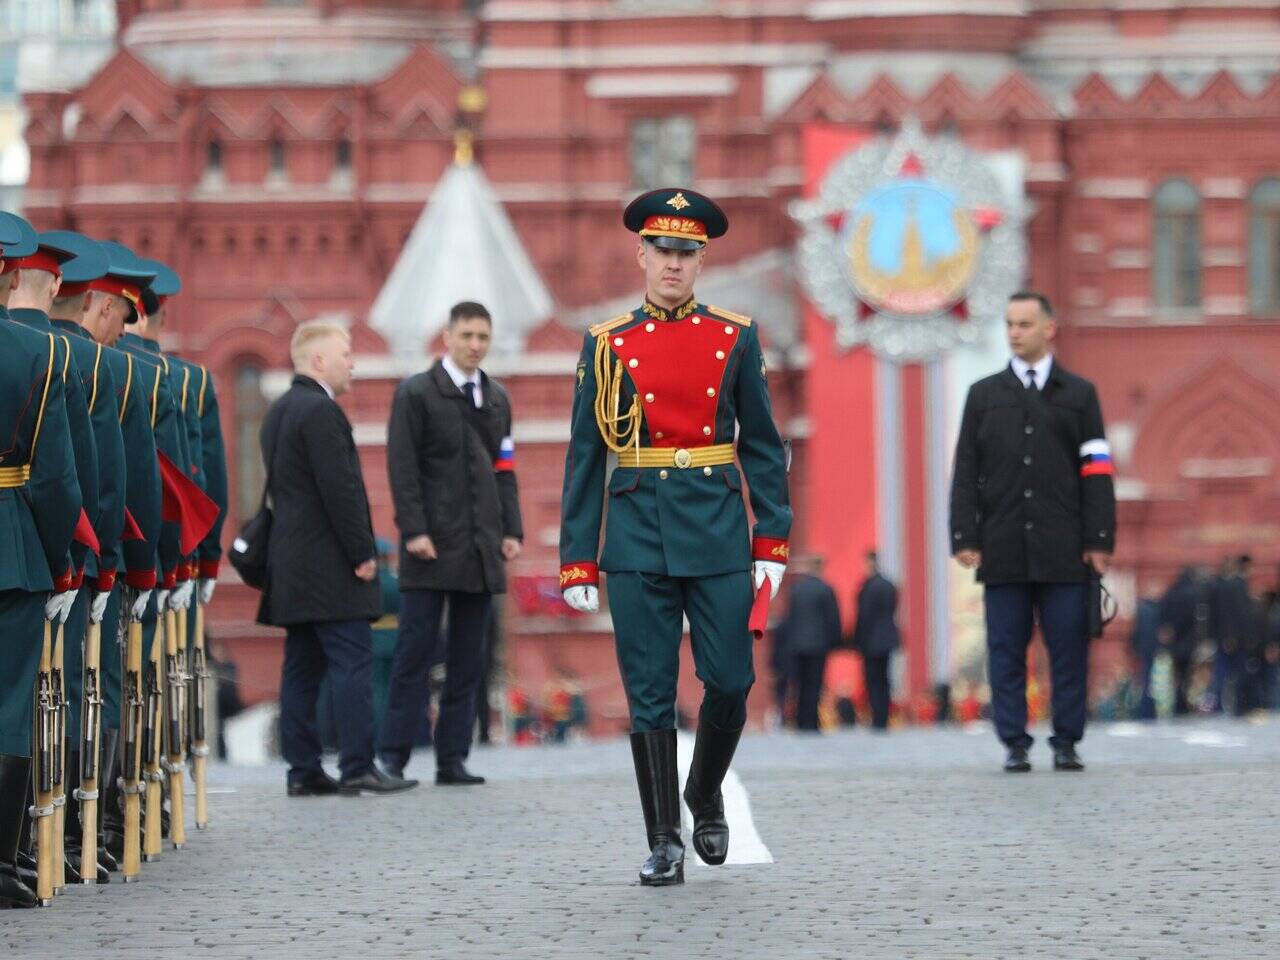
[
  {"xmin": 380, "ymin": 590, "xmax": 491, "ymax": 770},
  {"xmin": 280, "ymin": 619, "xmax": 374, "ymax": 783},
  {"xmin": 863, "ymin": 653, "xmax": 893, "ymax": 730},
  {"xmin": 985, "ymin": 582, "xmax": 1088, "ymax": 750},
  {"xmin": 794, "ymin": 652, "xmax": 826, "ymax": 731}
]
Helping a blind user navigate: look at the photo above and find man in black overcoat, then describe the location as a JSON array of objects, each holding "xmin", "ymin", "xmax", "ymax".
[
  {"xmin": 773, "ymin": 556, "xmax": 840, "ymax": 731},
  {"xmin": 851, "ymin": 552, "xmax": 900, "ymax": 731},
  {"xmin": 258, "ymin": 322, "xmax": 416, "ymax": 796},
  {"xmin": 949, "ymin": 291, "xmax": 1116, "ymax": 773},
  {"xmin": 380, "ymin": 301, "xmax": 523, "ymax": 785}
]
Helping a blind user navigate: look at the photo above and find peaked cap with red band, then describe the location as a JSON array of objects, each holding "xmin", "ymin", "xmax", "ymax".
[
  {"xmin": 0, "ymin": 210, "xmax": 38, "ymax": 270},
  {"xmin": 623, "ymin": 187, "xmax": 728, "ymax": 251},
  {"xmin": 32, "ymin": 230, "xmax": 110, "ymax": 294},
  {"xmin": 93, "ymin": 240, "xmax": 156, "ymax": 323}
]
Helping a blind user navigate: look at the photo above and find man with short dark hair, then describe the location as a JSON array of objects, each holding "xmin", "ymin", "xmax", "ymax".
[
  {"xmin": 381, "ymin": 300, "xmax": 523, "ymax": 786},
  {"xmin": 950, "ymin": 291, "xmax": 1115, "ymax": 773}
]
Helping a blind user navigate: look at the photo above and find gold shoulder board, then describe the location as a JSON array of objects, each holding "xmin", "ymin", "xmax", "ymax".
[
  {"xmin": 707, "ymin": 305, "xmax": 753, "ymax": 327},
  {"xmin": 589, "ymin": 313, "xmax": 634, "ymax": 338}
]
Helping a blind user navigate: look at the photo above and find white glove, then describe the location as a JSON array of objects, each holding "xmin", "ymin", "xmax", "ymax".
[
  {"xmin": 563, "ymin": 585, "xmax": 599, "ymax": 613},
  {"xmin": 753, "ymin": 561, "xmax": 786, "ymax": 599},
  {"xmin": 45, "ymin": 590, "xmax": 76, "ymax": 623},
  {"xmin": 154, "ymin": 590, "xmax": 169, "ymax": 616},
  {"xmin": 199, "ymin": 578, "xmax": 216, "ymax": 605},
  {"xmin": 170, "ymin": 580, "xmax": 195, "ymax": 610},
  {"xmin": 130, "ymin": 589, "xmax": 153, "ymax": 621},
  {"xmin": 89, "ymin": 591, "xmax": 111, "ymax": 624}
]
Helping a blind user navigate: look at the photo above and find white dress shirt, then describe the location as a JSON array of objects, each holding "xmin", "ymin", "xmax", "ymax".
[
  {"xmin": 441, "ymin": 355, "xmax": 482, "ymax": 407},
  {"xmin": 1011, "ymin": 354, "xmax": 1053, "ymax": 391}
]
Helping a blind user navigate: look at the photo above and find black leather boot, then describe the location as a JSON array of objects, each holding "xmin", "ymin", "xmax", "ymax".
[
  {"xmin": 63, "ymin": 753, "xmax": 109, "ymax": 885},
  {"xmin": 102, "ymin": 730, "xmax": 126, "ymax": 862},
  {"xmin": 629, "ymin": 730, "xmax": 684, "ymax": 886},
  {"xmin": 0, "ymin": 754, "xmax": 39, "ymax": 909},
  {"xmin": 96, "ymin": 730, "xmax": 119, "ymax": 873},
  {"xmin": 682, "ymin": 721, "xmax": 742, "ymax": 866}
]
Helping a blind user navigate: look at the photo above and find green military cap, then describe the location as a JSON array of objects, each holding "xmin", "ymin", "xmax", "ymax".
[
  {"xmin": 0, "ymin": 210, "xmax": 38, "ymax": 260},
  {"xmin": 623, "ymin": 188, "xmax": 728, "ymax": 251},
  {"xmin": 136, "ymin": 258, "xmax": 180, "ymax": 316},
  {"xmin": 38, "ymin": 231, "xmax": 110, "ymax": 288},
  {"xmin": 95, "ymin": 241, "xmax": 157, "ymax": 323}
]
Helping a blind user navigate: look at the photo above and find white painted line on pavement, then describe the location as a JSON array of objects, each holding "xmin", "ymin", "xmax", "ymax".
[
  {"xmin": 1182, "ymin": 730, "xmax": 1247, "ymax": 748},
  {"xmin": 676, "ymin": 731, "xmax": 774, "ymax": 867}
]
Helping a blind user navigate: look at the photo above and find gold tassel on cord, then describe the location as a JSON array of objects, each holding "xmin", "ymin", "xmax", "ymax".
[{"xmin": 593, "ymin": 335, "xmax": 643, "ymax": 464}]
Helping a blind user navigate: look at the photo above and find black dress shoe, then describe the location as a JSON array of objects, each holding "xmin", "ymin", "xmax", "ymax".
[
  {"xmin": 65, "ymin": 850, "xmax": 110, "ymax": 885},
  {"xmin": 0, "ymin": 863, "xmax": 38, "ymax": 909},
  {"xmin": 340, "ymin": 768, "xmax": 418, "ymax": 795},
  {"xmin": 1052, "ymin": 743, "xmax": 1085, "ymax": 771},
  {"xmin": 286, "ymin": 771, "xmax": 341, "ymax": 797},
  {"xmin": 1003, "ymin": 746, "xmax": 1031, "ymax": 773},
  {"xmin": 436, "ymin": 761, "xmax": 484, "ymax": 786}
]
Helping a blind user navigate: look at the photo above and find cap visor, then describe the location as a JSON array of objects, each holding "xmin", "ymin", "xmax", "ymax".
[{"xmin": 645, "ymin": 235, "xmax": 705, "ymax": 251}]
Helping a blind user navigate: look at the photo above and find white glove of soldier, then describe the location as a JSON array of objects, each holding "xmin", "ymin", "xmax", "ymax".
[
  {"xmin": 89, "ymin": 591, "xmax": 111, "ymax": 624},
  {"xmin": 154, "ymin": 590, "xmax": 170, "ymax": 616},
  {"xmin": 752, "ymin": 561, "xmax": 786, "ymax": 599},
  {"xmin": 170, "ymin": 580, "xmax": 195, "ymax": 610},
  {"xmin": 199, "ymin": 578, "xmax": 216, "ymax": 605},
  {"xmin": 563, "ymin": 585, "xmax": 599, "ymax": 613},
  {"xmin": 130, "ymin": 589, "xmax": 153, "ymax": 621},
  {"xmin": 45, "ymin": 590, "xmax": 76, "ymax": 623}
]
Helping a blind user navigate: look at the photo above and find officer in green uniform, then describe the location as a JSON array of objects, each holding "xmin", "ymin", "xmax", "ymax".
[
  {"xmin": 0, "ymin": 211, "xmax": 82, "ymax": 909},
  {"xmin": 559, "ymin": 188, "xmax": 791, "ymax": 885},
  {"xmin": 36, "ymin": 232, "xmax": 127, "ymax": 883},
  {"xmin": 77, "ymin": 244, "xmax": 162, "ymax": 863}
]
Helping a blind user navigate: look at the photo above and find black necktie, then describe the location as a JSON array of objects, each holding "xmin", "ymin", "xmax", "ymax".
[
  {"xmin": 1025, "ymin": 369, "xmax": 1038, "ymax": 392},
  {"xmin": 463, "ymin": 381, "xmax": 477, "ymax": 408}
]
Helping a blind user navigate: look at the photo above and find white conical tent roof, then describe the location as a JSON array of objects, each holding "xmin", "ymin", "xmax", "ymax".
[{"xmin": 369, "ymin": 162, "xmax": 554, "ymax": 358}]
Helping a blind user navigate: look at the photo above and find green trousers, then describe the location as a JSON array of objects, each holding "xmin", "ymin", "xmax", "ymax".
[
  {"xmin": 607, "ymin": 570, "xmax": 754, "ymax": 732},
  {"xmin": 63, "ymin": 588, "xmax": 90, "ymax": 741},
  {"xmin": 0, "ymin": 589, "xmax": 45, "ymax": 756},
  {"xmin": 100, "ymin": 586, "xmax": 124, "ymax": 729}
]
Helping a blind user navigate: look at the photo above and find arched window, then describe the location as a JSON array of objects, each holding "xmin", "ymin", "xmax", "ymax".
[
  {"xmin": 206, "ymin": 139, "xmax": 222, "ymax": 174},
  {"xmin": 1153, "ymin": 178, "xmax": 1202, "ymax": 311},
  {"xmin": 1249, "ymin": 178, "xmax": 1280, "ymax": 315},
  {"xmin": 234, "ymin": 362, "xmax": 269, "ymax": 523},
  {"xmin": 268, "ymin": 137, "xmax": 286, "ymax": 181},
  {"xmin": 335, "ymin": 137, "xmax": 351, "ymax": 172}
]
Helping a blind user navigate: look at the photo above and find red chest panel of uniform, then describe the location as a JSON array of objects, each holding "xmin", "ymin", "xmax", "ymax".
[{"xmin": 607, "ymin": 315, "xmax": 740, "ymax": 448}]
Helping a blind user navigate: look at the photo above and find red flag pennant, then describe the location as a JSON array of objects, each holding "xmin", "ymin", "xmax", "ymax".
[
  {"xmin": 157, "ymin": 449, "xmax": 220, "ymax": 555},
  {"xmin": 73, "ymin": 508, "xmax": 100, "ymax": 556},
  {"xmin": 121, "ymin": 506, "xmax": 145, "ymax": 542}
]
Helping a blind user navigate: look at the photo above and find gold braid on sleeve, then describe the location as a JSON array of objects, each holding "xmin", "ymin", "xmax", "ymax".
[{"xmin": 593, "ymin": 334, "xmax": 643, "ymax": 464}]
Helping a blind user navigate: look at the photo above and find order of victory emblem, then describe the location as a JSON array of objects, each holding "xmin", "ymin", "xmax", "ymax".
[{"xmin": 791, "ymin": 118, "xmax": 1029, "ymax": 362}]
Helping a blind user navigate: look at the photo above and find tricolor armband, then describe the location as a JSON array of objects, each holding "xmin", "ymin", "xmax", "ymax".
[
  {"xmin": 752, "ymin": 537, "xmax": 790, "ymax": 562},
  {"xmin": 560, "ymin": 562, "xmax": 598, "ymax": 590},
  {"xmin": 1079, "ymin": 439, "xmax": 1114, "ymax": 478},
  {"xmin": 495, "ymin": 436, "xmax": 515, "ymax": 473}
]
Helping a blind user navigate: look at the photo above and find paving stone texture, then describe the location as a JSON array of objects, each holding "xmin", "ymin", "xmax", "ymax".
[{"xmin": 3, "ymin": 716, "xmax": 1277, "ymax": 960}]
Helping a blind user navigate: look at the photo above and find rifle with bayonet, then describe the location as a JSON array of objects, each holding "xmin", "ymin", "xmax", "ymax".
[
  {"xmin": 32, "ymin": 618, "xmax": 56, "ymax": 906},
  {"xmin": 50, "ymin": 620, "xmax": 67, "ymax": 894},
  {"xmin": 119, "ymin": 589, "xmax": 144, "ymax": 882},
  {"xmin": 163, "ymin": 603, "xmax": 186, "ymax": 849},
  {"xmin": 191, "ymin": 596, "xmax": 210, "ymax": 830},
  {"xmin": 76, "ymin": 616, "xmax": 103, "ymax": 884},
  {"xmin": 142, "ymin": 610, "xmax": 164, "ymax": 862}
]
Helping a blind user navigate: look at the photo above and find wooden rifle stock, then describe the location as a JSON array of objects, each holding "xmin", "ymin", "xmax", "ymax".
[
  {"xmin": 192, "ymin": 600, "xmax": 210, "ymax": 829},
  {"xmin": 164, "ymin": 606, "xmax": 186, "ymax": 849},
  {"xmin": 33, "ymin": 619, "xmax": 56, "ymax": 906},
  {"xmin": 120, "ymin": 604, "xmax": 144, "ymax": 882},
  {"xmin": 142, "ymin": 613, "xmax": 164, "ymax": 861},
  {"xmin": 77, "ymin": 619, "xmax": 103, "ymax": 884}
]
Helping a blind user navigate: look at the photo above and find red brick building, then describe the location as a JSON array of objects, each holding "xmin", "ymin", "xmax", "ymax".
[{"xmin": 20, "ymin": 0, "xmax": 1280, "ymax": 729}]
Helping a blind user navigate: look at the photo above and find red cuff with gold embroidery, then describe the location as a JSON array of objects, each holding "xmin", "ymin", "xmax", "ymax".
[
  {"xmin": 560, "ymin": 562, "xmax": 599, "ymax": 590},
  {"xmin": 124, "ymin": 568, "xmax": 157, "ymax": 590},
  {"xmin": 94, "ymin": 568, "xmax": 118, "ymax": 593},
  {"xmin": 198, "ymin": 559, "xmax": 220, "ymax": 580},
  {"xmin": 53, "ymin": 565, "xmax": 75, "ymax": 593},
  {"xmin": 71, "ymin": 566, "xmax": 85, "ymax": 590},
  {"xmin": 752, "ymin": 537, "xmax": 790, "ymax": 563},
  {"xmin": 161, "ymin": 567, "xmax": 178, "ymax": 590}
]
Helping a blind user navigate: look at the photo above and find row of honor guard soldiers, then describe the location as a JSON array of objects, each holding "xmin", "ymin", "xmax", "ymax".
[{"xmin": 0, "ymin": 209, "xmax": 227, "ymax": 909}]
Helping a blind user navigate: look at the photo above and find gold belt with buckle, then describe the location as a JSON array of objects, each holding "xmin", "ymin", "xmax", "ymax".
[
  {"xmin": 624, "ymin": 444, "xmax": 735, "ymax": 469},
  {"xmin": 0, "ymin": 465, "xmax": 31, "ymax": 488}
]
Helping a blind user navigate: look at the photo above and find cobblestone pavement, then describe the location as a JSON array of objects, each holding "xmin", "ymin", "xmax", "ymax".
[{"xmin": 4, "ymin": 716, "xmax": 1278, "ymax": 960}]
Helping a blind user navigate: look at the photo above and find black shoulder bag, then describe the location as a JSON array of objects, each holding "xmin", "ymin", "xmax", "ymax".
[{"xmin": 228, "ymin": 430, "xmax": 278, "ymax": 591}]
